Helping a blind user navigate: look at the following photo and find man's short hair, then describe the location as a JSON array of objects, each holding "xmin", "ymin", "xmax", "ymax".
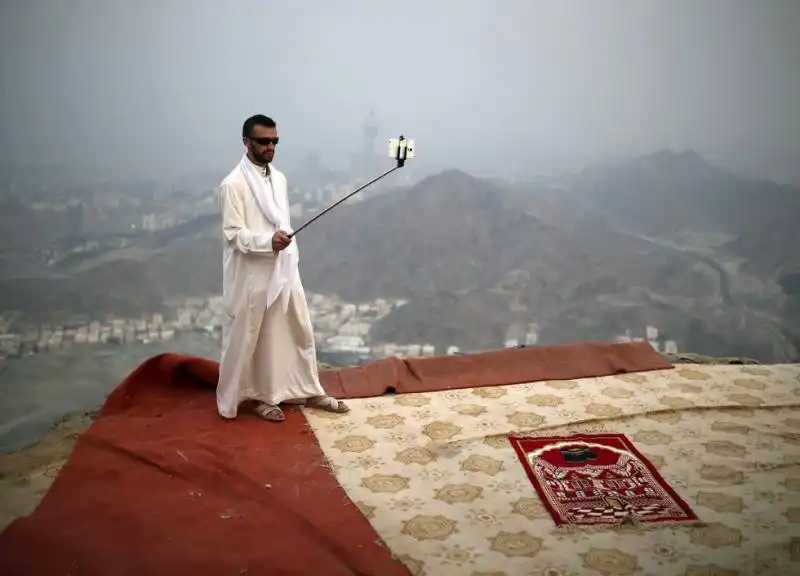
[{"xmin": 242, "ymin": 115, "xmax": 277, "ymax": 138}]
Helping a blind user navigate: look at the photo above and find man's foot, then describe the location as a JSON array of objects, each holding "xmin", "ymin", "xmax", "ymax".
[
  {"xmin": 305, "ymin": 395, "xmax": 350, "ymax": 413},
  {"xmin": 252, "ymin": 403, "xmax": 285, "ymax": 422}
]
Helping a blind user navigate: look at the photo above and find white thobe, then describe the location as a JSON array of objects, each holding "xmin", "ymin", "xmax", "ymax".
[{"xmin": 216, "ymin": 160, "xmax": 326, "ymax": 418}]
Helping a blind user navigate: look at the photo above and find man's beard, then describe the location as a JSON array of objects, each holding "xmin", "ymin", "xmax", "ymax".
[{"xmin": 250, "ymin": 149, "xmax": 273, "ymax": 166}]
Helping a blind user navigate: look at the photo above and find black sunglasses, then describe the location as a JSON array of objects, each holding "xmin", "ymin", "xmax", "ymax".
[{"xmin": 248, "ymin": 136, "xmax": 279, "ymax": 146}]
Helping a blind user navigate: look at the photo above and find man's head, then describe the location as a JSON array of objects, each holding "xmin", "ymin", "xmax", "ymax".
[{"xmin": 242, "ymin": 114, "xmax": 279, "ymax": 166}]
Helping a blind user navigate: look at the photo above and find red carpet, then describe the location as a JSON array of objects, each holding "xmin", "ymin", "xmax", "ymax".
[
  {"xmin": 320, "ymin": 341, "xmax": 672, "ymax": 398},
  {"xmin": 0, "ymin": 355, "xmax": 411, "ymax": 576},
  {"xmin": 509, "ymin": 433, "xmax": 698, "ymax": 529},
  {"xmin": 0, "ymin": 342, "xmax": 671, "ymax": 575}
]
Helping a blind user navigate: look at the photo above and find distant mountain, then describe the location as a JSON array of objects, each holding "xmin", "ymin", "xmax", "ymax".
[
  {"xmin": 0, "ymin": 232, "xmax": 222, "ymax": 323},
  {"xmin": 297, "ymin": 154, "xmax": 799, "ymax": 361},
  {"xmin": 0, "ymin": 197, "xmax": 81, "ymax": 249},
  {"xmin": 571, "ymin": 150, "xmax": 800, "ymax": 275},
  {"xmin": 298, "ymin": 168, "xmax": 664, "ymax": 301},
  {"xmin": 299, "ymin": 169, "xmax": 551, "ymax": 301}
]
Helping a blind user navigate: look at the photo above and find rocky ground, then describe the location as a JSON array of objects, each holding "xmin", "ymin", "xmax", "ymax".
[{"xmin": 0, "ymin": 409, "xmax": 96, "ymax": 531}]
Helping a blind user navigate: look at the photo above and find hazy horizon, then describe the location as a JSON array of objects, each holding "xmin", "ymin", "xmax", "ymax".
[{"xmin": 1, "ymin": 0, "xmax": 799, "ymax": 185}]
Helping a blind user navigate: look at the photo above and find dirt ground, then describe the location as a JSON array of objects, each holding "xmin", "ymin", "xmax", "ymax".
[{"xmin": 0, "ymin": 410, "xmax": 96, "ymax": 532}]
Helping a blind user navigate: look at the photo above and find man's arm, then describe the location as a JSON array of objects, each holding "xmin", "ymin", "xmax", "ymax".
[{"xmin": 218, "ymin": 182, "xmax": 275, "ymax": 255}]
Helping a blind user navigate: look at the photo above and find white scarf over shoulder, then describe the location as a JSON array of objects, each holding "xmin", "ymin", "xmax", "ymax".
[{"xmin": 238, "ymin": 154, "xmax": 299, "ymax": 313}]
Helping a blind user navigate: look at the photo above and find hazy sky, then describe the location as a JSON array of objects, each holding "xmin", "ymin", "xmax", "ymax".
[{"xmin": 1, "ymin": 0, "xmax": 798, "ymax": 182}]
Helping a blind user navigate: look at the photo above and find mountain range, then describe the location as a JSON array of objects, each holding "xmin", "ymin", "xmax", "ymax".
[
  {"xmin": 1, "ymin": 150, "xmax": 797, "ymax": 362},
  {"xmin": 296, "ymin": 150, "xmax": 799, "ymax": 360}
]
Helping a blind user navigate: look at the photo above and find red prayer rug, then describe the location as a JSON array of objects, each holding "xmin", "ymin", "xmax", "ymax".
[{"xmin": 509, "ymin": 433, "xmax": 698, "ymax": 529}]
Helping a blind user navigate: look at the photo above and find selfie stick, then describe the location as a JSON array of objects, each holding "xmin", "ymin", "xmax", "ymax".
[{"xmin": 288, "ymin": 135, "xmax": 414, "ymax": 238}]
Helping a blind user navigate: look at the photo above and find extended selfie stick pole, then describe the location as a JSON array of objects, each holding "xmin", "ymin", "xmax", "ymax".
[{"xmin": 288, "ymin": 135, "xmax": 413, "ymax": 238}]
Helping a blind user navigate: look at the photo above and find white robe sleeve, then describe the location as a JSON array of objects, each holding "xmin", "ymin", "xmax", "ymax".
[{"xmin": 219, "ymin": 182, "xmax": 275, "ymax": 255}]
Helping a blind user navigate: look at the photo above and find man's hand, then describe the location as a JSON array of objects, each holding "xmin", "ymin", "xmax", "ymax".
[{"xmin": 272, "ymin": 230, "xmax": 293, "ymax": 252}]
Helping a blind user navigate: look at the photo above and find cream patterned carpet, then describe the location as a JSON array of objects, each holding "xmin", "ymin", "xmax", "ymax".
[{"xmin": 303, "ymin": 364, "xmax": 800, "ymax": 576}]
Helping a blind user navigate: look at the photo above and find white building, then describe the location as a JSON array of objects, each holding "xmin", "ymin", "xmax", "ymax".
[
  {"xmin": 663, "ymin": 340, "xmax": 679, "ymax": 354},
  {"xmin": 142, "ymin": 213, "xmax": 157, "ymax": 230},
  {"xmin": 406, "ymin": 344, "xmax": 422, "ymax": 357},
  {"xmin": 326, "ymin": 335, "xmax": 364, "ymax": 351},
  {"xmin": 339, "ymin": 321, "xmax": 371, "ymax": 337}
]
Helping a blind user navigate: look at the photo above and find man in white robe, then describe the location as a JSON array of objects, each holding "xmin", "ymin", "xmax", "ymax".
[{"xmin": 216, "ymin": 114, "xmax": 349, "ymax": 422}]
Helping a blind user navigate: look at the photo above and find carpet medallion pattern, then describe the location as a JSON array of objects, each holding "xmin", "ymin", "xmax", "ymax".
[{"xmin": 306, "ymin": 364, "xmax": 800, "ymax": 575}]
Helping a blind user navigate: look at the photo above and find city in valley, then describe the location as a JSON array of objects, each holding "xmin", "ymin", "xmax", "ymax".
[
  {"xmin": 0, "ymin": 292, "xmax": 449, "ymax": 367},
  {"xmin": 0, "ymin": 289, "xmax": 678, "ymax": 366}
]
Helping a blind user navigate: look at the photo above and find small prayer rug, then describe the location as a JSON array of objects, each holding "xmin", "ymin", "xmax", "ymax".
[{"xmin": 509, "ymin": 433, "xmax": 698, "ymax": 529}]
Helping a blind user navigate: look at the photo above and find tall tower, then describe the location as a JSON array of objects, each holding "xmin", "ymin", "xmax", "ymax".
[{"xmin": 361, "ymin": 110, "xmax": 378, "ymax": 159}]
